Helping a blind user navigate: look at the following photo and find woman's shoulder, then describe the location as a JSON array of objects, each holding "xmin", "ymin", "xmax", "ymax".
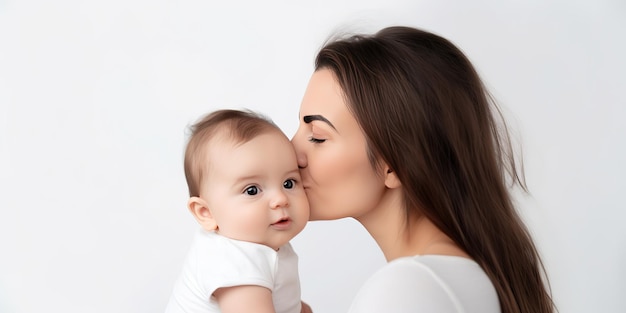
[{"xmin": 348, "ymin": 255, "xmax": 500, "ymax": 313}]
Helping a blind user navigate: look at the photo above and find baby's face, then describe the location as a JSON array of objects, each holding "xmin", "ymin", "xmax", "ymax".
[{"xmin": 200, "ymin": 130, "xmax": 310, "ymax": 250}]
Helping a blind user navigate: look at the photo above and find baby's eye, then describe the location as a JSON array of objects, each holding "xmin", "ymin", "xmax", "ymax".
[
  {"xmin": 283, "ymin": 179, "xmax": 296, "ymax": 189},
  {"xmin": 244, "ymin": 186, "xmax": 259, "ymax": 195}
]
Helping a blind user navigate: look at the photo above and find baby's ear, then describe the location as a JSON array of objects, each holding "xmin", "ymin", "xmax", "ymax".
[{"xmin": 188, "ymin": 197, "xmax": 218, "ymax": 231}]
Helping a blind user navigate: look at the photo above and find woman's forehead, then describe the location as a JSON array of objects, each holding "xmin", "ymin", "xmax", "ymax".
[{"xmin": 300, "ymin": 70, "xmax": 347, "ymax": 117}]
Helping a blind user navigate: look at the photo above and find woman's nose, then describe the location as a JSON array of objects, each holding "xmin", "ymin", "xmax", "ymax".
[{"xmin": 291, "ymin": 130, "xmax": 307, "ymax": 169}]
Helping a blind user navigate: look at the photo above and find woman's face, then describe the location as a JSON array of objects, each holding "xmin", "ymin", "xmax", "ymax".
[{"xmin": 291, "ymin": 69, "xmax": 387, "ymax": 220}]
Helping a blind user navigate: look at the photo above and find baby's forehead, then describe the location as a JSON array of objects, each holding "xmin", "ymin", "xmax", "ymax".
[
  {"xmin": 203, "ymin": 131, "xmax": 293, "ymax": 172},
  {"xmin": 201, "ymin": 128, "xmax": 287, "ymax": 160},
  {"xmin": 211, "ymin": 126, "xmax": 285, "ymax": 146}
]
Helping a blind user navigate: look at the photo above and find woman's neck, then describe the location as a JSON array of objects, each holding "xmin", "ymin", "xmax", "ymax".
[{"xmin": 355, "ymin": 188, "xmax": 470, "ymax": 262}]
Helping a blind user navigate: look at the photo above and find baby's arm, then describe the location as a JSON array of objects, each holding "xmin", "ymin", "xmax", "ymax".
[{"xmin": 214, "ymin": 285, "xmax": 275, "ymax": 313}]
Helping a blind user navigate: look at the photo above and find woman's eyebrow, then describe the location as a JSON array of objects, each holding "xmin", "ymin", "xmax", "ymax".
[{"xmin": 303, "ymin": 115, "xmax": 337, "ymax": 131}]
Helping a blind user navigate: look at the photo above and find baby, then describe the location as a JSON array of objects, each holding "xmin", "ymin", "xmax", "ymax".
[{"xmin": 166, "ymin": 109, "xmax": 310, "ymax": 313}]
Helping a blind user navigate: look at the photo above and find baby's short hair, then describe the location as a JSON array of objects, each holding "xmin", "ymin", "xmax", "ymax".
[{"xmin": 183, "ymin": 109, "xmax": 281, "ymax": 197}]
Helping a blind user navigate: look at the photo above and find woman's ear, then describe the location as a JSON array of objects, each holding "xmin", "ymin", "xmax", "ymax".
[
  {"xmin": 384, "ymin": 167, "xmax": 401, "ymax": 189},
  {"xmin": 188, "ymin": 197, "xmax": 218, "ymax": 231}
]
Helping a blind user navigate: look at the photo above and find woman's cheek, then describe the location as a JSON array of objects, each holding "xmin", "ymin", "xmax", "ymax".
[{"xmin": 309, "ymin": 150, "xmax": 379, "ymax": 220}]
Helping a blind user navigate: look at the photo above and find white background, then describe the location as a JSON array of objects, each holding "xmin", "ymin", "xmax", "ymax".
[{"xmin": 1, "ymin": 1, "xmax": 624, "ymax": 312}]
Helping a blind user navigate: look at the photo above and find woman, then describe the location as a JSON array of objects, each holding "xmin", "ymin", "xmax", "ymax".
[{"xmin": 292, "ymin": 26, "xmax": 555, "ymax": 313}]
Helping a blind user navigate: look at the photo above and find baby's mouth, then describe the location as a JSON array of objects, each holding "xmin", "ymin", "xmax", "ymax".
[
  {"xmin": 271, "ymin": 217, "xmax": 292, "ymax": 228},
  {"xmin": 273, "ymin": 217, "xmax": 289, "ymax": 224}
]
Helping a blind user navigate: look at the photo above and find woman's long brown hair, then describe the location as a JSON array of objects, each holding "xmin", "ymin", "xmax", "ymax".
[{"xmin": 315, "ymin": 26, "xmax": 555, "ymax": 313}]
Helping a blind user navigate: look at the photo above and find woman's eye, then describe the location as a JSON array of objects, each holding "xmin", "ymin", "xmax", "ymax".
[
  {"xmin": 283, "ymin": 179, "xmax": 295, "ymax": 189},
  {"xmin": 308, "ymin": 136, "xmax": 326, "ymax": 143},
  {"xmin": 244, "ymin": 186, "xmax": 259, "ymax": 195}
]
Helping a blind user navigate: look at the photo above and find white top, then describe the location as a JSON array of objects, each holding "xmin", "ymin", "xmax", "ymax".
[
  {"xmin": 348, "ymin": 255, "xmax": 501, "ymax": 313},
  {"xmin": 165, "ymin": 229, "xmax": 301, "ymax": 313}
]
